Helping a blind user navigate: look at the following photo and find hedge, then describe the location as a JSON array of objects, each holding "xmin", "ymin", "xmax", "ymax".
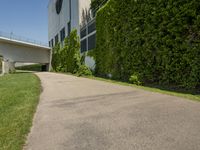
[{"xmin": 94, "ymin": 0, "xmax": 200, "ymax": 89}]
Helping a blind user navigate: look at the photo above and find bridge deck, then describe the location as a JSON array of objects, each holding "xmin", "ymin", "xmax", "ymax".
[{"xmin": 0, "ymin": 31, "xmax": 49, "ymax": 47}]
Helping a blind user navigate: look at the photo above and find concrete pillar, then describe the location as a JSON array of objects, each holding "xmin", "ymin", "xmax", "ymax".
[
  {"xmin": 2, "ymin": 61, "xmax": 15, "ymax": 74},
  {"xmin": 2, "ymin": 61, "xmax": 8, "ymax": 74},
  {"xmin": 9, "ymin": 62, "xmax": 16, "ymax": 73}
]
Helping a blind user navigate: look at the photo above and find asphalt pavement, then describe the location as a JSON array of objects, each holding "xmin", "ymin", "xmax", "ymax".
[{"xmin": 24, "ymin": 72, "xmax": 200, "ymax": 150}]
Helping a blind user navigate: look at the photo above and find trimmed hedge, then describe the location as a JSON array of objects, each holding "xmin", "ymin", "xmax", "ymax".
[{"xmin": 94, "ymin": 0, "xmax": 200, "ymax": 89}]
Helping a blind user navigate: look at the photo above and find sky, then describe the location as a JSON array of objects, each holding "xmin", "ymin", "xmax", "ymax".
[{"xmin": 0, "ymin": 0, "xmax": 49, "ymax": 44}]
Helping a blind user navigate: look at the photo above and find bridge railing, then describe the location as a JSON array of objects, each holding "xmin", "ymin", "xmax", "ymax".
[{"xmin": 0, "ymin": 31, "xmax": 49, "ymax": 47}]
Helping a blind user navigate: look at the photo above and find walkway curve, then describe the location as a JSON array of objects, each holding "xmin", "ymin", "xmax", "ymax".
[{"xmin": 24, "ymin": 72, "xmax": 200, "ymax": 150}]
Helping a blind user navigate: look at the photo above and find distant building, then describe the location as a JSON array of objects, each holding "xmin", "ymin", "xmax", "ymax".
[{"xmin": 48, "ymin": 0, "xmax": 96, "ymax": 69}]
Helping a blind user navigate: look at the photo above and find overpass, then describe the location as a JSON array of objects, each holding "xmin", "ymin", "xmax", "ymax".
[{"xmin": 0, "ymin": 32, "xmax": 51, "ymax": 74}]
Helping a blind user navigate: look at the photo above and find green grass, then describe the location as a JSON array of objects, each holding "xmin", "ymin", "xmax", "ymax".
[
  {"xmin": 0, "ymin": 73, "xmax": 41, "ymax": 150},
  {"xmin": 86, "ymin": 76, "xmax": 200, "ymax": 102}
]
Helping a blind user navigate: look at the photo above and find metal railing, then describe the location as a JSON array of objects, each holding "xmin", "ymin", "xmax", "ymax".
[{"xmin": 0, "ymin": 31, "xmax": 49, "ymax": 47}]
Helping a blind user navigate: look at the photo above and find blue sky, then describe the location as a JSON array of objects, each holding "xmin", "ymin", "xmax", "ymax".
[{"xmin": 0, "ymin": 0, "xmax": 49, "ymax": 43}]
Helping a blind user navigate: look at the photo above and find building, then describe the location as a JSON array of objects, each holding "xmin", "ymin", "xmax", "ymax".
[
  {"xmin": 48, "ymin": 0, "xmax": 91, "ymax": 47},
  {"xmin": 48, "ymin": 0, "xmax": 96, "ymax": 69}
]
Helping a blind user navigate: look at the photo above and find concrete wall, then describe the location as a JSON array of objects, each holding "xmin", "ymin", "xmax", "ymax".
[
  {"xmin": 48, "ymin": 0, "xmax": 71, "ymax": 42},
  {"xmin": 48, "ymin": 0, "xmax": 80, "ymax": 43}
]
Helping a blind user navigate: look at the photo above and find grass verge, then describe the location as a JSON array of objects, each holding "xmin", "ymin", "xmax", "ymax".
[
  {"xmin": 86, "ymin": 76, "xmax": 200, "ymax": 102},
  {"xmin": 0, "ymin": 73, "xmax": 40, "ymax": 150}
]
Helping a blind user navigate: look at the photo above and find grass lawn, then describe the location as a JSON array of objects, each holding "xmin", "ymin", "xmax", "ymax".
[{"xmin": 0, "ymin": 73, "xmax": 40, "ymax": 150}]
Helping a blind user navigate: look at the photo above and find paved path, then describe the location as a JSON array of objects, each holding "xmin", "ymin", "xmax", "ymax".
[{"xmin": 24, "ymin": 72, "xmax": 200, "ymax": 150}]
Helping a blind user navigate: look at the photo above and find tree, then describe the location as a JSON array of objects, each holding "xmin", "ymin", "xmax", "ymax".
[
  {"xmin": 63, "ymin": 30, "xmax": 81, "ymax": 74},
  {"xmin": 51, "ymin": 29, "xmax": 92, "ymax": 76}
]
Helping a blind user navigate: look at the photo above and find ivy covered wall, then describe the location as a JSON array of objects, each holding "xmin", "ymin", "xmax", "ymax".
[{"xmin": 94, "ymin": 0, "xmax": 200, "ymax": 89}]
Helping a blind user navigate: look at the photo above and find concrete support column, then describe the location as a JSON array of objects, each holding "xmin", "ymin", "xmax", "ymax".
[
  {"xmin": 9, "ymin": 61, "xmax": 16, "ymax": 73},
  {"xmin": 46, "ymin": 63, "xmax": 51, "ymax": 72},
  {"xmin": 2, "ymin": 61, "xmax": 15, "ymax": 74}
]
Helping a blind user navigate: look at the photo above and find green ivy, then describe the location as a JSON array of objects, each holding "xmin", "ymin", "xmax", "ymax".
[{"xmin": 94, "ymin": 0, "xmax": 200, "ymax": 89}]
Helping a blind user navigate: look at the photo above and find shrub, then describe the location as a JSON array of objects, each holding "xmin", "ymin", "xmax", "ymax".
[
  {"xmin": 77, "ymin": 65, "xmax": 92, "ymax": 76},
  {"xmin": 129, "ymin": 74, "xmax": 142, "ymax": 86}
]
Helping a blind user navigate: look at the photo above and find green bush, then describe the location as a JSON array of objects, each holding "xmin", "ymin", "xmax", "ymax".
[
  {"xmin": 77, "ymin": 65, "xmax": 92, "ymax": 77},
  {"xmin": 94, "ymin": 0, "xmax": 200, "ymax": 89},
  {"xmin": 129, "ymin": 74, "xmax": 142, "ymax": 85}
]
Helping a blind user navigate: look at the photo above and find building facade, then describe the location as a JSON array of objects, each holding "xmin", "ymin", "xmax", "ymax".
[
  {"xmin": 48, "ymin": 0, "xmax": 91, "ymax": 47},
  {"xmin": 48, "ymin": 0, "xmax": 96, "ymax": 69}
]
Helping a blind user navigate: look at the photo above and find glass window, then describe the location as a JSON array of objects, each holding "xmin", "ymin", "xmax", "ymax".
[
  {"xmin": 51, "ymin": 39, "xmax": 54, "ymax": 47},
  {"xmin": 68, "ymin": 22, "xmax": 71, "ymax": 36},
  {"xmin": 88, "ymin": 21, "xmax": 96, "ymax": 34},
  {"xmin": 81, "ymin": 39, "xmax": 87, "ymax": 53},
  {"xmin": 81, "ymin": 28, "xmax": 87, "ymax": 39},
  {"xmin": 55, "ymin": 34, "xmax": 59, "ymax": 45},
  {"xmin": 88, "ymin": 34, "xmax": 96, "ymax": 50},
  {"xmin": 60, "ymin": 27, "xmax": 65, "ymax": 42}
]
